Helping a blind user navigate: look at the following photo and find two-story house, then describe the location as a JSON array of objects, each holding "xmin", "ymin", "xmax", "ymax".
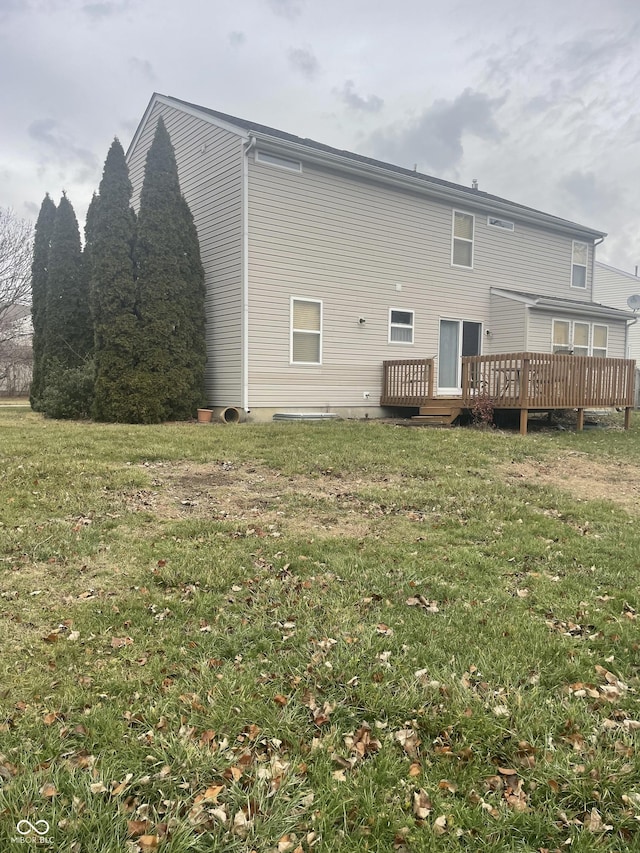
[{"xmin": 127, "ymin": 94, "xmax": 635, "ymax": 426}]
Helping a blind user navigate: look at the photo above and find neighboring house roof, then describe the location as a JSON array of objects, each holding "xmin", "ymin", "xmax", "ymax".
[
  {"xmin": 491, "ymin": 287, "xmax": 635, "ymax": 321},
  {"xmin": 595, "ymin": 261, "xmax": 640, "ymax": 282},
  {"xmin": 131, "ymin": 93, "xmax": 606, "ymax": 242}
]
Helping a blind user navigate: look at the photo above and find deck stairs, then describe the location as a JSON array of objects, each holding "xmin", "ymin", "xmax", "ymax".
[{"xmin": 412, "ymin": 398, "xmax": 463, "ymax": 427}]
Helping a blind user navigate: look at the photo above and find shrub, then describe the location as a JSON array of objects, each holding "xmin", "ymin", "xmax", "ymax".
[{"xmin": 40, "ymin": 359, "xmax": 95, "ymax": 420}]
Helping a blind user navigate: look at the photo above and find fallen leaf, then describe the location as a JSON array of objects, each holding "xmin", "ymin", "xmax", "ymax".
[
  {"xmin": 138, "ymin": 836, "xmax": 159, "ymax": 850},
  {"xmin": 395, "ymin": 728, "xmax": 421, "ymax": 759},
  {"xmin": 127, "ymin": 820, "xmax": 150, "ymax": 837},
  {"xmin": 202, "ymin": 785, "xmax": 224, "ymax": 802},
  {"xmin": 40, "ymin": 783, "xmax": 57, "ymax": 798},
  {"xmin": 111, "ymin": 637, "xmax": 133, "ymax": 648},
  {"xmin": 232, "ymin": 809, "xmax": 252, "ymax": 838},
  {"xmin": 433, "ymin": 814, "xmax": 448, "ymax": 835},
  {"xmin": 412, "ymin": 789, "xmax": 432, "ymax": 820}
]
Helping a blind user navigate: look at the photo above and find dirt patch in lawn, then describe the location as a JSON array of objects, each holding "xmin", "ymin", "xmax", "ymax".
[
  {"xmin": 502, "ymin": 451, "xmax": 640, "ymax": 514},
  {"xmin": 125, "ymin": 461, "xmax": 406, "ymax": 539}
]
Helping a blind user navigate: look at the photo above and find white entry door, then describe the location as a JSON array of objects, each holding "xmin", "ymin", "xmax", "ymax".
[{"xmin": 438, "ymin": 319, "xmax": 482, "ymax": 393}]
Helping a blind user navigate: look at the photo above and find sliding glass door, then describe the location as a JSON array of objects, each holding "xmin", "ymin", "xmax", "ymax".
[{"xmin": 438, "ymin": 319, "xmax": 482, "ymax": 393}]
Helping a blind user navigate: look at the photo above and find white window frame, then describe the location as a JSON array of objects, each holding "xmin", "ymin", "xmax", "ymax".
[
  {"xmin": 552, "ymin": 319, "xmax": 571, "ymax": 353},
  {"xmin": 592, "ymin": 324, "xmax": 608, "ymax": 358},
  {"xmin": 552, "ymin": 319, "xmax": 609, "ymax": 356},
  {"xmin": 571, "ymin": 241, "xmax": 588, "ymax": 289},
  {"xmin": 256, "ymin": 150, "xmax": 302, "ymax": 173},
  {"xmin": 388, "ymin": 308, "xmax": 414, "ymax": 345},
  {"xmin": 487, "ymin": 216, "xmax": 515, "ymax": 232},
  {"xmin": 290, "ymin": 297, "xmax": 322, "ymax": 365},
  {"xmin": 572, "ymin": 321, "xmax": 590, "ymax": 356},
  {"xmin": 451, "ymin": 210, "xmax": 475, "ymax": 269}
]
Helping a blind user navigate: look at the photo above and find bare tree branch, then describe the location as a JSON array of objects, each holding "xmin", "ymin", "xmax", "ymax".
[{"xmin": 0, "ymin": 208, "xmax": 34, "ymax": 394}]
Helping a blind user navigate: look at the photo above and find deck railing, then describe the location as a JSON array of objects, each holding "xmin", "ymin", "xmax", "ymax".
[
  {"xmin": 380, "ymin": 358, "xmax": 434, "ymax": 406},
  {"xmin": 381, "ymin": 353, "xmax": 635, "ymax": 410},
  {"xmin": 461, "ymin": 353, "xmax": 636, "ymax": 410}
]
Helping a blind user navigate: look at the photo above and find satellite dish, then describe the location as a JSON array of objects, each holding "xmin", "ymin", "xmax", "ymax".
[{"xmin": 627, "ymin": 294, "xmax": 640, "ymax": 311}]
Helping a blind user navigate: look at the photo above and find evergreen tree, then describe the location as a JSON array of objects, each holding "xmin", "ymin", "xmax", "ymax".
[
  {"xmin": 88, "ymin": 139, "xmax": 140, "ymax": 422},
  {"xmin": 29, "ymin": 194, "xmax": 56, "ymax": 409},
  {"xmin": 40, "ymin": 193, "xmax": 94, "ymax": 418},
  {"xmin": 133, "ymin": 117, "xmax": 206, "ymax": 422}
]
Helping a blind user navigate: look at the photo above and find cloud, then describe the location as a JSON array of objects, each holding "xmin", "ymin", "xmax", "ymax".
[
  {"xmin": 367, "ymin": 88, "xmax": 506, "ymax": 174},
  {"xmin": 82, "ymin": 1, "xmax": 130, "ymax": 20},
  {"xmin": 128, "ymin": 56, "xmax": 155, "ymax": 81},
  {"xmin": 229, "ymin": 30, "xmax": 245, "ymax": 46},
  {"xmin": 28, "ymin": 118, "xmax": 99, "ymax": 180},
  {"xmin": 267, "ymin": 0, "xmax": 304, "ymax": 19},
  {"xmin": 287, "ymin": 46, "xmax": 319, "ymax": 80},
  {"xmin": 559, "ymin": 170, "xmax": 619, "ymax": 224},
  {"xmin": 337, "ymin": 80, "xmax": 383, "ymax": 114}
]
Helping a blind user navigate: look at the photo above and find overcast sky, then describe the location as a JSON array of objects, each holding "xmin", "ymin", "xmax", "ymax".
[{"xmin": 2, "ymin": 0, "xmax": 639, "ymax": 272}]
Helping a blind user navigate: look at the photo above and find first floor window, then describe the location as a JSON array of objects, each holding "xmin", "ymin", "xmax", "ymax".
[
  {"xmin": 571, "ymin": 241, "xmax": 588, "ymax": 288},
  {"xmin": 389, "ymin": 309, "xmax": 414, "ymax": 344},
  {"xmin": 552, "ymin": 319, "xmax": 608, "ymax": 356},
  {"xmin": 573, "ymin": 322, "xmax": 589, "ymax": 356},
  {"xmin": 291, "ymin": 298, "xmax": 322, "ymax": 364},
  {"xmin": 552, "ymin": 320, "xmax": 571, "ymax": 353},
  {"xmin": 592, "ymin": 325, "xmax": 608, "ymax": 357},
  {"xmin": 452, "ymin": 210, "xmax": 474, "ymax": 268}
]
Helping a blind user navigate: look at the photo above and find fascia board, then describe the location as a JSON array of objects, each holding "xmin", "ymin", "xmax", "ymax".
[{"xmin": 126, "ymin": 94, "xmax": 249, "ymax": 161}]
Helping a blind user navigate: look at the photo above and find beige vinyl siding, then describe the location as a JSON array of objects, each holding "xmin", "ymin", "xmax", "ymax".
[
  {"xmin": 488, "ymin": 293, "xmax": 527, "ymax": 353},
  {"xmin": 594, "ymin": 263, "xmax": 640, "ymax": 361},
  {"xmin": 245, "ymin": 154, "xmax": 596, "ymax": 407},
  {"xmin": 127, "ymin": 101, "xmax": 244, "ymax": 406},
  {"xmin": 527, "ymin": 310, "xmax": 627, "ymax": 357}
]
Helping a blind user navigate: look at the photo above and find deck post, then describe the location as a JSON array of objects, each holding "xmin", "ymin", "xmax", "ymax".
[
  {"xmin": 427, "ymin": 358, "xmax": 434, "ymax": 400},
  {"xmin": 519, "ymin": 408, "xmax": 528, "ymax": 435},
  {"xmin": 576, "ymin": 408, "xmax": 584, "ymax": 432},
  {"xmin": 625, "ymin": 407, "xmax": 632, "ymax": 430}
]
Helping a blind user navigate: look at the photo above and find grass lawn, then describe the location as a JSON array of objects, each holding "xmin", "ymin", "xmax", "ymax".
[{"xmin": 1, "ymin": 410, "xmax": 639, "ymax": 852}]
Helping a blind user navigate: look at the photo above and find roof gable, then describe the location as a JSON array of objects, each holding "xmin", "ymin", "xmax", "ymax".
[{"xmin": 131, "ymin": 93, "xmax": 606, "ymax": 241}]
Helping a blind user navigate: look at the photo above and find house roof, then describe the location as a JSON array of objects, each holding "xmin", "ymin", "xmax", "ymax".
[
  {"xmin": 491, "ymin": 287, "xmax": 635, "ymax": 321},
  {"xmin": 135, "ymin": 94, "xmax": 606, "ymax": 242},
  {"xmin": 595, "ymin": 261, "xmax": 640, "ymax": 281}
]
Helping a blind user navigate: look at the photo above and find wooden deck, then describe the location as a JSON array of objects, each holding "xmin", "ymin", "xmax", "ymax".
[{"xmin": 381, "ymin": 353, "xmax": 636, "ymax": 434}]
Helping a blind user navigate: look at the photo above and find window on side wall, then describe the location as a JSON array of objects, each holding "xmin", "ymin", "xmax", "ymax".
[
  {"xmin": 452, "ymin": 211, "xmax": 474, "ymax": 268},
  {"xmin": 291, "ymin": 298, "xmax": 322, "ymax": 364},
  {"xmin": 552, "ymin": 319, "xmax": 609, "ymax": 356},
  {"xmin": 552, "ymin": 320, "xmax": 571, "ymax": 353},
  {"xmin": 592, "ymin": 325, "xmax": 608, "ymax": 357},
  {"xmin": 571, "ymin": 241, "xmax": 588, "ymax": 288},
  {"xmin": 389, "ymin": 309, "xmax": 414, "ymax": 344}
]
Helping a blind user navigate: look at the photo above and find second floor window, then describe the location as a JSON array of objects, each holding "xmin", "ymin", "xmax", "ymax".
[
  {"xmin": 571, "ymin": 241, "xmax": 588, "ymax": 288},
  {"xmin": 452, "ymin": 211, "xmax": 474, "ymax": 268}
]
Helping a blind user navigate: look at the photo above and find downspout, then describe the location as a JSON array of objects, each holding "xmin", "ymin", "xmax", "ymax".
[
  {"xmin": 591, "ymin": 236, "xmax": 604, "ymax": 301},
  {"xmin": 626, "ymin": 315, "xmax": 638, "ymax": 361},
  {"xmin": 241, "ymin": 134, "xmax": 256, "ymax": 413}
]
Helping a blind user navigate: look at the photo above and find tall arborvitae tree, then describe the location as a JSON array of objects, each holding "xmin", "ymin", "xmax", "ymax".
[
  {"xmin": 40, "ymin": 194, "xmax": 94, "ymax": 417},
  {"xmin": 30, "ymin": 194, "xmax": 57, "ymax": 409},
  {"xmin": 133, "ymin": 117, "xmax": 206, "ymax": 422},
  {"xmin": 88, "ymin": 139, "xmax": 140, "ymax": 422}
]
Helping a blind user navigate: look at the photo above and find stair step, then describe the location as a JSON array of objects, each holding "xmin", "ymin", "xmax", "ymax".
[
  {"xmin": 411, "ymin": 416, "xmax": 453, "ymax": 426},
  {"xmin": 418, "ymin": 407, "xmax": 459, "ymax": 416}
]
